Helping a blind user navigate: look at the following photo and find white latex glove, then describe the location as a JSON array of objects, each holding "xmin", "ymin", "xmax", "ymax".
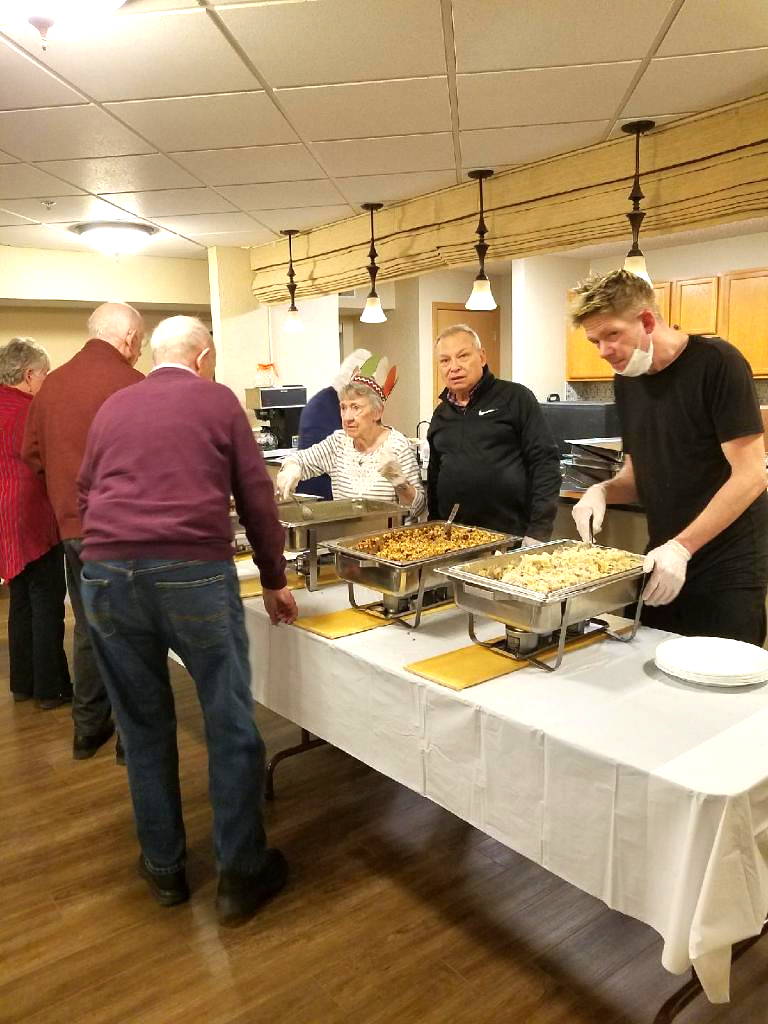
[
  {"xmin": 377, "ymin": 452, "xmax": 408, "ymax": 489},
  {"xmin": 642, "ymin": 539, "xmax": 691, "ymax": 606},
  {"xmin": 572, "ymin": 483, "xmax": 608, "ymax": 543},
  {"xmin": 275, "ymin": 459, "xmax": 301, "ymax": 502},
  {"xmin": 521, "ymin": 536, "xmax": 542, "ymax": 548}
]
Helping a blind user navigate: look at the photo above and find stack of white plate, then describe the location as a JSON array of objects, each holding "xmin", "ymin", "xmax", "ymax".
[{"xmin": 655, "ymin": 636, "xmax": 768, "ymax": 687}]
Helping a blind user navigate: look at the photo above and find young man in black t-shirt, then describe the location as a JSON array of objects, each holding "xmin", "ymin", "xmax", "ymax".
[{"xmin": 569, "ymin": 270, "xmax": 768, "ymax": 645}]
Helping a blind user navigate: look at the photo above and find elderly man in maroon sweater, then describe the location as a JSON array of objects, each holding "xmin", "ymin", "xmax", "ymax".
[
  {"xmin": 77, "ymin": 315, "xmax": 297, "ymax": 923},
  {"xmin": 23, "ymin": 302, "xmax": 144, "ymax": 761}
]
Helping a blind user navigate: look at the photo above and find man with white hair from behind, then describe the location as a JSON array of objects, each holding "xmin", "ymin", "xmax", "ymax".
[
  {"xmin": 77, "ymin": 315, "xmax": 297, "ymax": 923},
  {"xmin": 23, "ymin": 301, "xmax": 144, "ymax": 763}
]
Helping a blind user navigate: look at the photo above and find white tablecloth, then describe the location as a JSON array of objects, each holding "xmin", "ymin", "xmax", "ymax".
[{"xmin": 241, "ymin": 583, "xmax": 768, "ymax": 1003}]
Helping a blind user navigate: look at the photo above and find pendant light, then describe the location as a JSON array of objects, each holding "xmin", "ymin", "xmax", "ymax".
[
  {"xmin": 360, "ymin": 202, "xmax": 386, "ymax": 324},
  {"xmin": 69, "ymin": 221, "xmax": 157, "ymax": 255},
  {"xmin": 280, "ymin": 228, "xmax": 303, "ymax": 334},
  {"xmin": 620, "ymin": 120, "xmax": 655, "ymax": 285},
  {"xmin": 465, "ymin": 169, "xmax": 497, "ymax": 311},
  {"xmin": 10, "ymin": 2, "xmax": 128, "ymax": 49}
]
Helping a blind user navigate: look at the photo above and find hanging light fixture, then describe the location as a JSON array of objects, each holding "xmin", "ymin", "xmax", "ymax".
[
  {"xmin": 279, "ymin": 228, "xmax": 303, "ymax": 334},
  {"xmin": 620, "ymin": 120, "xmax": 656, "ymax": 285},
  {"xmin": 465, "ymin": 169, "xmax": 497, "ymax": 311},
  {"xmin": 69, "ymin": 221, "xmax": 157, "ymax": 255},
  {"xmin": 7, "ymin": 2, "xmax": 128, "ymax": 50},
  {"xmin": 360, "ymin": 202, "xmax": 387, "ymax": 324}
]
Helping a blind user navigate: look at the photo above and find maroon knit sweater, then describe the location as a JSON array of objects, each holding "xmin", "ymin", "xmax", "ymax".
[
  {"xmin": 77, "ymin": 367, "xmax": 287, "ymax": 589},
  {"xmin": 22, "ymin": 339, "xmax": 143, "ymax": 539}
]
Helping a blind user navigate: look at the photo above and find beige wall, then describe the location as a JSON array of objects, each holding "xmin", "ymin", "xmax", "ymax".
[{"xmin": 589, "ymin": 230, "xmax": 768, "ymax": 281}]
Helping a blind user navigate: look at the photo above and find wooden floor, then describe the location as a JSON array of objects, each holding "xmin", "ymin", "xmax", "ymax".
[{"xmin": 2, "ymin": 598, "xmax": 767, "ymax": 1024}]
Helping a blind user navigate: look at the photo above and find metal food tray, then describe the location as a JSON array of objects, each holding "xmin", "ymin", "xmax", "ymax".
[
  {"xmin": 439, "ymin": 540, "xmax": 644, "ymax": 635},
  {"xmin": 326, "ymin": 523, "xmax": 519, "ymax": 627}
]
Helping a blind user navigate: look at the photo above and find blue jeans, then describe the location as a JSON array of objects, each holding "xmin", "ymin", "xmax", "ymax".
[{"xmin": 80, "ymin": 559, "xmax": 267, "ymax": 875}]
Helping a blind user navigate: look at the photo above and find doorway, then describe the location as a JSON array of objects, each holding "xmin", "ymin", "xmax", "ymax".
[{"xmin": 431, "ymin": 303, "xmax": 501, "ymax": 406}]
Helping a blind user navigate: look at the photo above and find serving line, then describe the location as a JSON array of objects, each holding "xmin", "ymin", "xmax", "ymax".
[{"xmin": 236, "ymin": 580, "xmax": 768, "ymax": 1013}]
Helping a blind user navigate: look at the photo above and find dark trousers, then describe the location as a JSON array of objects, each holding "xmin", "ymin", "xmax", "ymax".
[
  {"xmin": 641, "ymin": 585, "xmax": 767, "ymax": 645},
  {"xmin": 81, "ymin": 559, "xmax": 267, "ymax": 875},
  {"xmin": 63, "ymin": 539, "xmax": 112, "ymax": 736},
  {"xmin": 8, "ymin": 544, "xmax": 71, "ymax": 701}
]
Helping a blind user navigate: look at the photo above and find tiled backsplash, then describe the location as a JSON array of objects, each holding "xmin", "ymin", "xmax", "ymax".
[{"xmin": 565, "ymin": 379, "xmax": 768, "ymax": 403}]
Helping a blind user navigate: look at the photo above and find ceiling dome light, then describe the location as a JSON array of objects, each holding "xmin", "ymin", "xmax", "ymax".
[
  {"xmin": 5, "ymin": 2, "xmax": 128, "ymax": 48},
  {"xmin": 70, "ymin": 221, "xmax": 158, "ymax": 256}
]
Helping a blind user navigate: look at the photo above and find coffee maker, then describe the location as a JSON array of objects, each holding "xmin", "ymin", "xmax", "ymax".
[{"xmin": 245, "ymin": 385, "xmax": 306, "ymax": 450}]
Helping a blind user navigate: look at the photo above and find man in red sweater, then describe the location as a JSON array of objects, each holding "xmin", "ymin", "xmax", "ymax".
[
  {"xmin": 23, "ymin": 302, "xmax": 145, "ymax": 761},
  {"xmin": 77, "ymin": 315, "xmax": 297, "ymax": 923}
]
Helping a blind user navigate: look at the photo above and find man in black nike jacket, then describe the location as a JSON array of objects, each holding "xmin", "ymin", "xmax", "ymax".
[{"xmin": 427, "ymin": 324, "xmax": 561, "ymax": 544}]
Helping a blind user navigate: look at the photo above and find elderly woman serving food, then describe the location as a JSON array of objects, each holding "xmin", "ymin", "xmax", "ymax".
[{"xmin": 276, "ymin": 355, "xmax": 425, "ymax": 518}]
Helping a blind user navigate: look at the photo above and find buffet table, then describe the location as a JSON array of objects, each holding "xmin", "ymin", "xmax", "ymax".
[{"xmin": 240, "ymin": 580, "xmax": 768, "ymax": 1006}]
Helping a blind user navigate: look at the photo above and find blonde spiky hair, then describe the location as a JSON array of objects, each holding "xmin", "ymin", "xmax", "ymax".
[{"xmin": 570, "ymin": 269, "xmax": 659, "ymax": 327}]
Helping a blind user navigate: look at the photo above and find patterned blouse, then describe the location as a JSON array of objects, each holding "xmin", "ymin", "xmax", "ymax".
[{"xmin": 289, "ymin": 427, "xmax": 425, "ymax": 518}]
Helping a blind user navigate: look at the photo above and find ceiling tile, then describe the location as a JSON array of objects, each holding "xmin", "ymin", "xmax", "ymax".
[
  {"xmin": 0, "ymin": 195, "xmax": 141, "ymax": 224},
  {"xmin": 194, "ymin": 227, "xmax": 278, "ymax": 247},
  {"xmin": 101, "ymin": 188, "xmax": 237, "ymax": 217},
  {"xmin": 5, "ymin": 10, "xmax": 257, "ymax": 102},
  {"xmin": 0, "ymin": 44, "xmax": 84, "ymax": 110},
  {"xmin": 453, "ymin": 0, "xmax": 676, "ymax": 73},
  {"xmin": 0, "ymin": 164, "xmax": 84, "ymax": 199},
  {"xmin": 0, "ymin": 106, "xmax": 153, "ymax": 162},
  {"xmin": 607, "ymin": 113, "xmax": 691, "ymax": 139},
  {"xmin": 277, "ymin": 78, "xmax": 451, "ymax": 142},
  {"xmin": 36, "ymin": 154, "xmax": 200, "ymax": 193},
  {"xmin": 335, "ymin": 170, "xmax": 458, "ymax": 204},
  {"xmin": 219, "ymin": 0, "xmax": 446, "ymax": 88},
  {"xmin": 0, "ymin": 150, "xmax": 17, "ymax": 164},
  {"xmin": 0, "ymin": 223, "xmax": 91, "ymax": 251},
  {"xmin": 457, "ymin": 63, "xmax": 641, "ymax": 130},
  {"xmin": 150, "ymin": 211, "xmax": 265, "ymax": 236},
  {"xmin": 659, "ymin": 0, "xmax": 768, "ymax": 56},
  {"xmin": 171, "ymin": 144, "xmax": 325, "ymax": 185},
  {"xmin": 623, "ymin": 49, "xmax": 768, "ymax": 116},
  {"xmin": 139, "ymin": 235, "xmax": 207, "ymax": 259},
  {"xmin": 217, "ymin": 179, "xmax": 343, "ymax": 210},
  {"xmin": 251, "ymin": 205, "xmax": 353, "ymax": 232},
  {"xmin": 106, "ymin": 92, "xmax": 298, "ymax": 151},
  {"xmin": 460, "ymin": 121, "xmax": 608, "ymax": 168},
  {"xmin": 0, "ymin": 208, "xmax": 35, "ymax": 227},
  {"xmin": 312, "ymin": 133, "xmax": 456, "ymax": 177}
]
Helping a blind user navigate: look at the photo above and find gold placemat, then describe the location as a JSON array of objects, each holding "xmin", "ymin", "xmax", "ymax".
[
  {"xmin": 293, "ymin": 608, "xmax": 394, "ymax": 639},
  {"xmin": 238, "ymin": 565, "xmax": 338, "ymax": 600},
  {"xmin": 406, "ymin": 629, "xmax": 617, "ymax": 690}
]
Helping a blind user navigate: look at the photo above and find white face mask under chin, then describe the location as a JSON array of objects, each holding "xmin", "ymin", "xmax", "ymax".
[{"xmin": 615, "ymin": 336, "xmax": 654, "ymax": 377}]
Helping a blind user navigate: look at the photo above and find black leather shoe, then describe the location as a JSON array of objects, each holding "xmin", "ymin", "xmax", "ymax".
[
  {"xmin": 115, "ymin": 736, "xmax": 126, "ymax": 766},
  {"xmin": 216, "ymin": 849, "xmax": 288, "ymax": 926},
  {"xmin": 73, "ymin": 721, "xmax": 115, "ymax": 760},
  {"xmin": 38, "ymin": 695, "xmax": 72, "ymax": 710},
  {"xmin": 138, "ymin": 855, "xmax": 190, "ymax": 907},
  {"xmin": 12, "ymin": 692, "xmax": 32, "ymax": 702}
]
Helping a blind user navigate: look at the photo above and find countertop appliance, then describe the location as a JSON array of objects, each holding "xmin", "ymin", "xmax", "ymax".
[
  {"xmin": 245, "ymin": 385, "xmax": 306, "ymax": 450},
  {"xmin": 540, "ymin": 401, "xmax": 620, "ymax": 456}
]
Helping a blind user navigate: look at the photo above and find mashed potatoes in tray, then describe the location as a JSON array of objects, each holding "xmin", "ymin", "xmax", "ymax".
[
  {"xmin": 478, "ymin": 542, "xmax": 642, "ymax": 593},
  {"xmin": 352, "ymin": 524, "xmax": 499, "ymax": 562}
]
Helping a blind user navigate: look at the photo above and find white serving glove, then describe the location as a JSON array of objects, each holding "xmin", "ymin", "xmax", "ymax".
[
  {"xmin": 275, "ymin": 459, "xmax": 301, "ymax": 502},
  {"xmin": 521, "ymin": 536, "xmax": 542, "ymax": 548},
  {"xmin": 642, "ymin": 539, "xmax": 691, "ymax": 606},
  {"xmin": 377, "ymin": 452, "xmax": 409, "ymax": 489},
  {"xmin": 572, "ymin": 483, "xmax": 608, "ymax": 543}
]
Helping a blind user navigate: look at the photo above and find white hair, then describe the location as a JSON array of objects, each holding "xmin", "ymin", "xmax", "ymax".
[
  {"xmin": 435, "ymin": 323, "xmax": 482, "ymax": 349},
  {"xmin": 332, "ymin": 348, "xmax": 372, "ymax": 394},
  {"xmin": 0, "ymin": 337, "xmax": 50, "ymax": 386},
  {"xmin": 150, "ymin": 316, "xmax": 211, "ymax": 364},
  {"xmin": 87, "ymin": 302, "xmax": 144, "ymax": 346},
  {"xmin": 339, "ymin": 381, "xmax": 384, "ymax": 420}
]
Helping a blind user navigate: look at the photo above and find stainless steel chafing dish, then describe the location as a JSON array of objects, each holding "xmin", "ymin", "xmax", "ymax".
[
  {"xmin": 325, "ymin": 523, "xmax": 519, "ymax": 628},
  {"xmin": 231, "ymin": 493, "xmax": 322, "ymax": 556},
  {"xmin": 277, "ymin": 498, "xmax": 407, "ymax": 590},
  {"xmin": 439, "ymin": 539, "xmax": 646, "ymax": 670}
]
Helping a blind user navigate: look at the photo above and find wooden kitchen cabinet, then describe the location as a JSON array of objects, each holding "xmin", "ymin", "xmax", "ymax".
[
  {"xmin": 670, "ymin": 276, "xmax": 718, "ymax": 334},
  {"xmin": 718, "ymin": 268, "xmax": 768, "ymax": 376}
]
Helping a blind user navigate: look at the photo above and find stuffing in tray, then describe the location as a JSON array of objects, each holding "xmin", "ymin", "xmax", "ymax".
[
  {"xmin": 477, "ymin": 542, "xmax": 642, "ymax": 593},
  {"xmin": 352, "ymin": 524, "xmax": 499, "ymax": 562}
]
